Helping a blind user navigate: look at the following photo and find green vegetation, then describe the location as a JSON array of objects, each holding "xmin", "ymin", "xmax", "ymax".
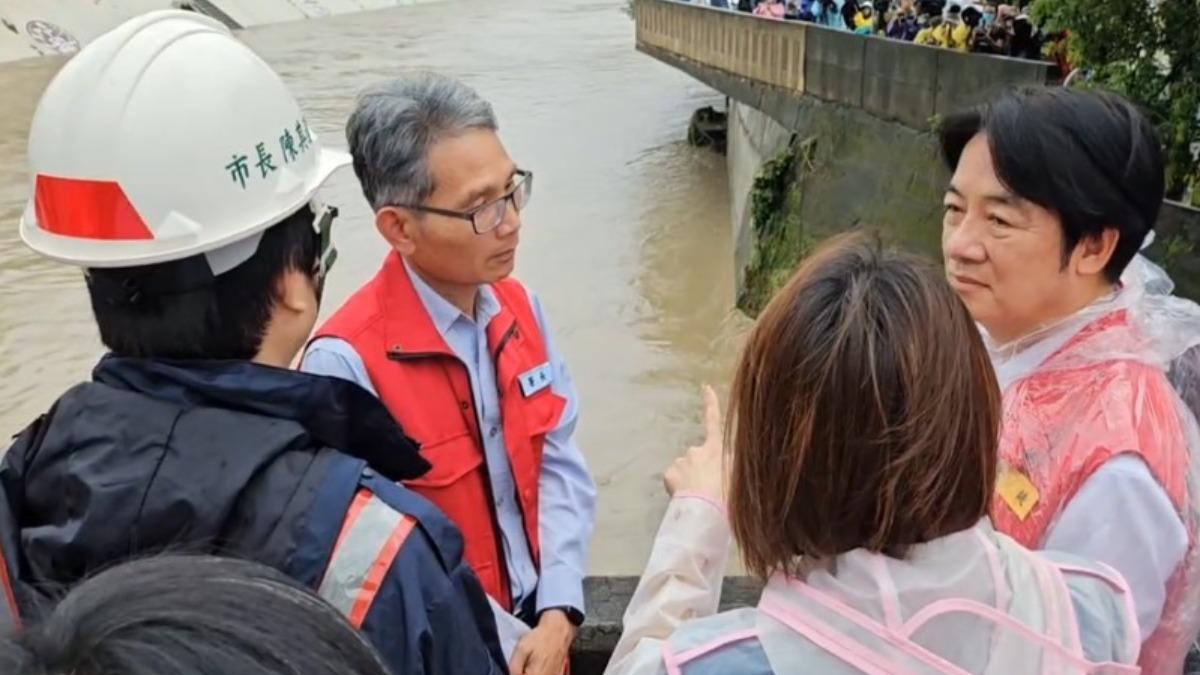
[
  {"xmin": 1161, "ymin": 232, "xmax": 1197, "ymax": 274},
  {"xmin": 1032, "ymin": 0, "xmax": 1200, "ymax": 205},
  {"xmin": 738, "ymin": 140, "xmax": 820, "ymax": 315}
]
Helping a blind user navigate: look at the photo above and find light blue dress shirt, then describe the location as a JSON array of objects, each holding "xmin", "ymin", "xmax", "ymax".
[{"xmin": 303, "ymin": 259, "xmax": 596, "ymax": 618}]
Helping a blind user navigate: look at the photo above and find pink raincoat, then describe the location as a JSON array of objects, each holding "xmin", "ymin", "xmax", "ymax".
[
  {"xmin": 988, "ymin": 255, "xmax": 1200, "ymax": 675},
  {"xmin": 605, "ymin": 492, "xmax": 1141, "ymax": 674}
]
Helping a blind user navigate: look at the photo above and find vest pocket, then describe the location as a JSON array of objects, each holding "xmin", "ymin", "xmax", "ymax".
[
  {"xmin": 522, "ymin": 390, "xmax": 567, "ymax": 438},
  {"xmin": 405, "ymin": 433, "xmax": 484, "ymax": 488}
]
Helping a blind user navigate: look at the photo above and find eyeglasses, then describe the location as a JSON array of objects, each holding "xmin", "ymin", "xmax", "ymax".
[
  {"xmin": 392, "ymin": 170, "xmax": 533, "ymax": 235},
  {"xmin": 312, "ymin": 204, "xmax": 339, "ymax": 296}
]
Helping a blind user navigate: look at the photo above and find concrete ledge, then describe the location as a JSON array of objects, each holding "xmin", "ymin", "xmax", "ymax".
[
  {"xmin": 863, "ymin": 37, "xmax": 938, "ymax": 128},
  {"xmin": 570, "ymin": 576, "xmax": 761, "ymax": 674},
  {"xmin": 804, "ymin": 25, "xmax": 865, "ymax": 107},
  {"xmin": 933, "ymin": 48, "xmax": 1052, "ymax": 115},
  {"xmin": 635, "ymin": 0, "xmax": 1051, "ymax": 131}
]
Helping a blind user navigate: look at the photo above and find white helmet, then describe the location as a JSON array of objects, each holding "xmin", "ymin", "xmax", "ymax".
[{"xmin": 19, "ymin": 10, "xmax": 350, "ymax": 273}]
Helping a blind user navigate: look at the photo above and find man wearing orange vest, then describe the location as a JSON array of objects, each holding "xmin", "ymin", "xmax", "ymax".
[
  {"xmin": 303, "ymin": 73, "xmax": 596, "ymax": 675},
  {"xmin": 939, "ymin": 86, "xmax": 1200, "ymax": 674}
]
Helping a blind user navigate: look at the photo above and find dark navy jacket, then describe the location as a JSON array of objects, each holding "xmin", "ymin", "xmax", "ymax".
[{"xmin": 0, "ymin": 356, "xmax": 506, "ymax": 675}]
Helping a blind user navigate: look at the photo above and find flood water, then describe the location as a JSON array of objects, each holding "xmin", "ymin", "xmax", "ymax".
[{"xmin": 0, "ymin": 0, "xmax": 746, "ymax": 574}]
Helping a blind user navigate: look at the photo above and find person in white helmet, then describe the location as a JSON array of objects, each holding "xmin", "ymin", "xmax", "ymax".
[{"xmin": 0, "ymin": 11, "xmax": 506, "ymax": 675}]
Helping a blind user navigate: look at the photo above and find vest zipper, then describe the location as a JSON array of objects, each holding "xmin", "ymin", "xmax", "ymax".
[{"xmin": 492, "ymin": 322, "xmax": 518, "ymax": 362}]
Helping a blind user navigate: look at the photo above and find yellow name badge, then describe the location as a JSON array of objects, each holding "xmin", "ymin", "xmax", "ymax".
[{"xmin": 997, "ymin": 468, "xmax": 1040, "ymax": 521}]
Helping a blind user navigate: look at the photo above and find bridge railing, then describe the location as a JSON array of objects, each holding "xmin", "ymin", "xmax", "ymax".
[{"xmin": 635, "ymin": 0, "xmax": 1051, "ymax": 128}]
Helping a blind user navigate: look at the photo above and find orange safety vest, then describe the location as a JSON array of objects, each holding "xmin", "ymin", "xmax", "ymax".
[
  {"xmin": 991, "ymin": 309, "xmax": 1197, "ymax": 674},
  {"xmin": 314, "ymin": 253, "xmax": 566, "ymax": 610}
]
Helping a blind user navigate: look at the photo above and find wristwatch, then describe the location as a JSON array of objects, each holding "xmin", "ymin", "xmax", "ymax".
[{"xmin": 540, "ymin": 605, "xmax": 585, "ymax": 627}]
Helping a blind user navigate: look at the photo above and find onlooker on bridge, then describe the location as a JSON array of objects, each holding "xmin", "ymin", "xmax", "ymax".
[
  {"xmin": 941, "ymin": 86, "xmax": 1200, "ymax": 675},
  {"xmin": 753, "ymin": 0, "xmax": 787, "ymax": 19},
  {"xmin": 916, "ymin": 0, "xmax": 945, "ymax": 16},
  {"xmin": 0, "ymin": 556, "xmax": 391, "ymax": 675},
  {"xmin": 913, "ymin": 15, "xmax": 943, "ymax": 45},
  {"xmin": 852, "ymin": 2, "xmax": 876, "ymax": 33},
  {"xmin": 604, "ymin": 233, "xmax": 1141, "ymax": 674},
  {"xmin": 1007, "ymin": 13, "xmax": 1044, "ymax": 59},
  {"xmin": 959, "ymin": 6, "xmax": 986, "ymax": 49},
  {"xmin": 811, "ymin": 0, "xmax": 849, "ymax": 30},
  {"xmin": 887, "ymin": 10, "xmax": 922, "ymax": 40},
  {"xmin": 931, "ymin": 4, "xmax": 971, "ymax": 49},
  {"xmin": 970, "ymin": 3, "xmax": 1016, "ymax": 54},
  {"xmin": 785, "ymin": 0, "xmax": 817, "ymax": 21}
]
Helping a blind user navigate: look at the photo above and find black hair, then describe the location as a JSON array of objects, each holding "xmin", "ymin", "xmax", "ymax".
[
  {"xmin": 0, "ymin": 555, "xmax": 389, "ymax": 675},
  {"xmin": 940, "ymin": 86, "xmax": 1164, "ymax": 283},
  {"xmin": 86, "ymin": 205, "xmax": 319, "ymax": 360}
]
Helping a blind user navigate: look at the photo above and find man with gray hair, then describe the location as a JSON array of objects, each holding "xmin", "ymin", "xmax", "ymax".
[{"xmin": 303, "ymin": 73, "xmax": 596, "ymax": 675}]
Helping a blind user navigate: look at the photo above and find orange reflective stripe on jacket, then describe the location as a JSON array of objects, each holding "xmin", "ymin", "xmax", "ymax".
[
  {"xmin": 0, "ymin": 542, "xmax": 20, "ymax": 632},
  {"xmin": 318, "ymin": 489, "xmax": 417, "ymax": 628}
]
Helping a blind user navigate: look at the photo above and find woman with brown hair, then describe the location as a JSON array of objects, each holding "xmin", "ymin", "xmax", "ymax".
[{"xmin": 604, "ymin": 233, "xmax": 1140, "ymax": 674}]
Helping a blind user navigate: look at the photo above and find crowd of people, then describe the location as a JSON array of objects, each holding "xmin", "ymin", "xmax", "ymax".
[
  {"xmin": 1, "ymin": 7, "xmax": 1199, "ymax": 675},
  {"xmin": 717, "ymin": 0, "xmax": 1064, "ymax": 63}
]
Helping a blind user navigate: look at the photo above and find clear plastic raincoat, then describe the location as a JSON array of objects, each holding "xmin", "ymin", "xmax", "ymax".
[
  {"xmin": 988, "ymin": 254, "xmax": 1200, "ymax": 675},
  {"xmin": 605, "ymin": 494, "xmax": 1141, "ymax": 674}
]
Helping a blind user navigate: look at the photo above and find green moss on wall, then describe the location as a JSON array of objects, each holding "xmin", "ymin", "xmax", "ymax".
[
  {"xmin": 734, "ymin": 100, "xmax": 948, "ymax": 316},
  {"xmin": 739, "ymin": 140, "xmax": 820, "ymax": 315}
]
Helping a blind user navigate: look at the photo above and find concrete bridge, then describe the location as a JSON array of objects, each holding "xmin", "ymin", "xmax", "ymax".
[
  {"xmin": 634, "ymin": 0, "xmax": 1050, "ymax": 130},
  {"xmin": 633, "ymin": 0, "xmax": 1200, "ymax": 304}
]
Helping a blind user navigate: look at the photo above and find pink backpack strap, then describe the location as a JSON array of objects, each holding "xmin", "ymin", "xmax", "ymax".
[
  {"xmin": 758, "ymin": 595, "xmax": 921, "ymax": 675},
  {"xmin": 900, "ymin": 597, "xmax": 1139, "ymax": 674},
  {"xmin": 780, "ymin": 580, "xmax": 969, "ymax": 674},
  {"xmin": 660, "ymin": 628, "xmax": 758, "ymax": 675},
  {"xmin": 1052, "ymin": 560, "xmax": 1142, "ymax": 663},
  {"xmin": 973, "ymin": 526, "xmax": 1012, "ymax": 610},
  {"xmin": 868, "ymin": 555, "xmax": 903, "ymax": 630}
]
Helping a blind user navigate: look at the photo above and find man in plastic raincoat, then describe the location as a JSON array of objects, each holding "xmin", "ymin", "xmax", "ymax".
[{"xmin": 940, "ymin": 86, "xmax": 1200, "ymax": 675}]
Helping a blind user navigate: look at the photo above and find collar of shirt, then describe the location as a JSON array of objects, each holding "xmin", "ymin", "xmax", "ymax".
[{"xmin": 401, "ymin": 257, "xmax": 501, "ymax": 336}]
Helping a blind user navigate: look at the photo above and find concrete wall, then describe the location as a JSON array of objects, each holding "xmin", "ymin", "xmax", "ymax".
[
  {"xmin": 570, "ymin": 576, "xmax": 760, "ymax": 673},
  {"xmin": 0, "ymin": 0, "xmax": 436, "ymax": 63},
  {"xmin": 727, "ymin": 99, "xmax": 947, "ymax": 304},
  {"xmin": 727, "ymin": 101, "xmax": 794, "ymax": 292},
  {"xmin": 635, "ymin": 0, "xmax": 1051, "ymax": 130},
  {"xmin": 1147, "ymin": 201, "xmax": 1200, "ymax": 301}
]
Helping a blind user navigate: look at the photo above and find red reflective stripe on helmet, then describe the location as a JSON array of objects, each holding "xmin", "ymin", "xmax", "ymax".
[{"xmin": 34, "ymin": 175, "xmax": 153, "ymax": 241}]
